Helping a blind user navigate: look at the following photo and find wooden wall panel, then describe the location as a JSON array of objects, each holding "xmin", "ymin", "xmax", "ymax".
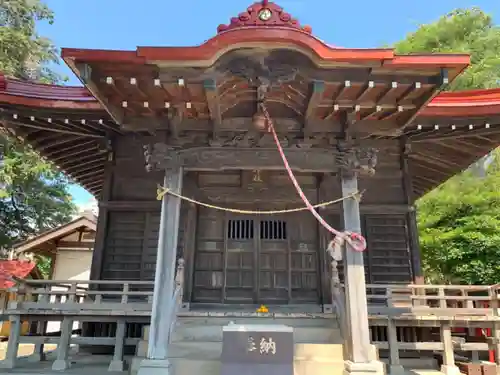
[
  {"xmin": 363, "ymin": 215, "xmax": 412, "ymax": 283},
  {"xmin": 192, "ymin": 207, "xmax": 225, "ymax": 303}
]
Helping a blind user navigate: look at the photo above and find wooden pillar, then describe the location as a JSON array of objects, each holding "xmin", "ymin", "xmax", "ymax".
[
  {"xmin": 400, "ymin": 139, "xmax": 424, "ymax": 284},
  {"xmin": 440, "ymin": 322, "xmax": 461, "ymax": 375},
  {"xmin": 108, "ymin": 319, "xmax": 126, "ymax": 371},
  {"xmin": 51, "ymin": 317, "xmax": 73, "ymax": 370},
  {"xmin": 0, "ymin": 315, "xmax": 21, "ymax": 369},
  {"xmin": 137, "ymin": 167, "xmax": 183, "ymax": 375},
  {"xmin": 341, "ymin": 172, "xmax": 384, "ymax": 375}
]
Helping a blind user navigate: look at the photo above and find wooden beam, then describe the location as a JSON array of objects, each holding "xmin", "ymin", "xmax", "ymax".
[
  {"xmin": 203, "ymin": 79, "xmax": 222, "ymax": 138},
  {"xmin": 145, "ymin": 145, "xmax": 339, "ymax": 172},
  {"xmin": 11, "ymin": 121, "xmax": 103, "ymax": 138},
  {"xmin": 121, "ymin": 116, "xmax": 166, "ymax": 132},
  {"xmin": 63, "ymin": 157, "xmax": 104, "ymax": 173},
  {"xmin": 400, "ymin": 69, "xmax": 449, "ymax": 131},
  {"xmin": 376, "ymin": 81, "xmax": 399, "ymax": 104},
  {"xmin": 304, "ymin": 81, "xmax": 324, "ymax": 135},
  {"xmin": 76, "ymin": 63, "xmax": 125, "ymax": 125},
  {"xmin": 356, "ymin": 81, "xmax": 376, "ymax": 103},
  {"xmin": 37, "ymin": 135, "xmax": 82, "ymax": 152},
  {"xmin": 430, "ymin": 140, "xmax": 478, "ymax": 159},
  {"xmin": 412, "ymin": 152, "xmax": 462, "ymax": 171},
  {"xmin": 56, "ymin": 241, "xmax": 94, "ymax": 250},
  {"xmin": 409, "ymin": 126, "xmax": 500, "ymax": 142},
  {"xmin": 168, "ymin": 106, "xmax": 183, "ymax": 138}
]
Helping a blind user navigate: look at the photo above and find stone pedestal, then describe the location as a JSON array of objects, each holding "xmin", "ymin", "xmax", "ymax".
[
  {"xmin": 440, "ymin": 365, "xmax": 462, "ymax": 375},
  {"xmin": 344, "ymin": 360, "xmax": 386, "ymax": 375},
  {"xmin": 221, "ymin": 324, "xmax": 294, "ymax": 375},
  {"xmin": 137, "ymin": 359, "xmax": 172, "ymax": 375}
]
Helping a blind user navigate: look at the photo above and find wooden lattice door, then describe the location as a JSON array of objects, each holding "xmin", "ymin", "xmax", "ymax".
[{"xmin": 192, "ymin": 211, "xmax": 321, "ymax": 305}]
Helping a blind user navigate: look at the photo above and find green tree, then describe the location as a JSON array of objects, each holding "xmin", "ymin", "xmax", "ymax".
[
  {"xmin": 0, "ymin": 0, "xmax": 63, "ymax": 82},
  {"xmin": 417, "ymin": 150, "xmax": 500, "ymax": 285},
  {"xmin": 394, "ymin": 8, "xmax": 500, "ymax": 90},
  {"xmin": 396, "ymin": 8, "xmax": 500, "ymax": 284},
  {"xmin": 0, "ymin": 0, "xmax": 77, "ymax": 266}
]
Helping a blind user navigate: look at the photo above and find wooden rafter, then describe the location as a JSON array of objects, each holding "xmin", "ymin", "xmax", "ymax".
[
  {"xmin": 76, "ymin": 62, "xmax": 125, "ymax": 125},
  {"xmin": 204, "ymin": 79, "xmax": 222, "ymax": 137}
]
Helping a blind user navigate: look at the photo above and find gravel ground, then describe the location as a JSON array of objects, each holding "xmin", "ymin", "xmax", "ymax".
[{"xmin": 0, "ymin": 343, "xmax": 57, "ymax": 360}]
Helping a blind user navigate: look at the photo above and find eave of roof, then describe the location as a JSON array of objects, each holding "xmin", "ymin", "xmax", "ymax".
[
  {"xmin": 4, "ymin": 74, "xmax": 500, "ymax": 116},
  {"xmin": 61, "ymin": 28, "xmax": 469, "ymax": 77}
]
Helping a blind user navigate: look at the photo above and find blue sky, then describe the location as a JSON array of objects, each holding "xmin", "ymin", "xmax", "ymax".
[{"xmin": 37, "ymin": 0, "xmax": 500, "ymax": 204}]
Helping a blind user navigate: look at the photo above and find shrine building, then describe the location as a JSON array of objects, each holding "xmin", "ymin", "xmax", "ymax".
[{"xmin": 1, "ymin": 2, "xmax": 500, "ymax": 375}]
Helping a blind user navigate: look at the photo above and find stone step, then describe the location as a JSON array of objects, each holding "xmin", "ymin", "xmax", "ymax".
[
  {"xmin": 171, "ymin": 325, "xmax": 342, "ymax": 344},
  {"xmin": 130, "ymin": 354, "xmax": 436, "ymax": 375},
  {"xmin": 168, "ymin": 358, "xmax": 350, "ymax": 375},
  {"xmin": 177, "ymin": 315, "xmax": 338, "ymax": 328},
  {"xmin": 142, "ymin": 315, "xmax": 338, "ymax": 341}
]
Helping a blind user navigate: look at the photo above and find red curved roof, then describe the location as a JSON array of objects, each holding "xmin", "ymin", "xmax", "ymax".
[
  {"xmin": 423, "ymin": 88, "xmax": 500, "ymax": 116},
  {"xmin": 0, "ymin": 74, "xmax": 101, "ymax": 110}
]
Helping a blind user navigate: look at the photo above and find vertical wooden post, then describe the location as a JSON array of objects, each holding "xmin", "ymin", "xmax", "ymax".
[
  {"xmin": 400, "ymin": 139, "xmax": 424, "ymax": 284},
  {"xmin": 52, "ymin": 316, "xmax": 73, "ymax": 370},
  {"xmin": 489, "ymin": 288, "xmax": 500, "ymax": 371},
  {"xmin": 32, "ymin": 284, "xmax": 50, "ymax": 362},
  {"xmin": 341, "ymin": 172, "xmax": 384, "ymax": 375},
  {"xmin": 0, "ymin": 315, "xmax": 21, "ymax": 369},
  {"xmin": 387, "ymin": 318, "xmax": 405, "ymax": 375},
  {"xmin": 440, "ymin": 322, "xmax": 460, "ymax": 375},
  {"xmin": 108, "ymin": 319, "xmax": 126, "ymax": 372},
  {"xmin": 137, "ymin": 167, "xmax": 183, "ymax": 375}
]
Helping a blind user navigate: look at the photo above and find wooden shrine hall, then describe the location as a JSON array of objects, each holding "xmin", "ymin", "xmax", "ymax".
[{"xmin": 1, "ymin": 2, "xmax": 500, "ymax": 375}]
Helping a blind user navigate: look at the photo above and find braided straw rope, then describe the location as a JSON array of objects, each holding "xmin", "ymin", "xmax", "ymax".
[{"xmin": 156, "ymin": 185, "xmax": 362, "ymax": 215}]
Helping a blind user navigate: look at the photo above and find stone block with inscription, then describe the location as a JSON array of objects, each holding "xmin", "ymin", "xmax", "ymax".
[{"xmin": 221, "ymin": 324, "xmax": 294, "ymax": 375}]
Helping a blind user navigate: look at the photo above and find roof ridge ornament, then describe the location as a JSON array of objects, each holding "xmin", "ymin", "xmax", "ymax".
[{"xmin": 217, "ymin": 1, "xmax": 312, "ymax": 34}]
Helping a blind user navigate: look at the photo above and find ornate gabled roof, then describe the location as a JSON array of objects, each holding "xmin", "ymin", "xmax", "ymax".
[
  {"xmin": 217, "ymin": 1, "xmax": 312, "ymax": 34},
  {"xmin": 0, "ymin": 1, "xmax": 499, "ymax": 198}
]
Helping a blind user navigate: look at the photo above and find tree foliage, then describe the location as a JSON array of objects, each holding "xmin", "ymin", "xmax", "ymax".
[
  {"xmin": 394, "ymin": 8, "xmax": 500, "ymax": 90},
  {"xmin": 417, "ymin": 151, "xmax": 500, "ymax": 285},
  {"xmin": 0, "ymin": 0, "xmax": 76, "ymax": 259},
  {"xmin": 0, "ymin": 0, "xmax": 63, "ymax": 83},
  {"xmin": 395, "ymin": 8, "xmax": 500, "ymax": 284}
]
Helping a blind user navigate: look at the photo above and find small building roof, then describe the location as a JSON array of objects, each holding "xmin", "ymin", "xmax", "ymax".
[
  {"xmin": 0, "ymin": 260, "xmax": 36, "ymax": 289},
  {"xmin": 13, "ymin": 214, "xmax": 97, "ymax": 255}
]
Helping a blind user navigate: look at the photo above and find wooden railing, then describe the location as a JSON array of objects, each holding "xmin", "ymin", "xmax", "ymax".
[
  {"xmin": 1, "ymin": 277, "xmax": 500, "ymax": 373},
  {"xmin": 0, "ymin": 258, "xmax": 186, "ymax": 371}
]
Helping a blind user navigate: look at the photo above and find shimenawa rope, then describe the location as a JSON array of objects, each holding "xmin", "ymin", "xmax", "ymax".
[{"xmin": 156, "ymin": 186, "xmax": 362, "ymax": 215}]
